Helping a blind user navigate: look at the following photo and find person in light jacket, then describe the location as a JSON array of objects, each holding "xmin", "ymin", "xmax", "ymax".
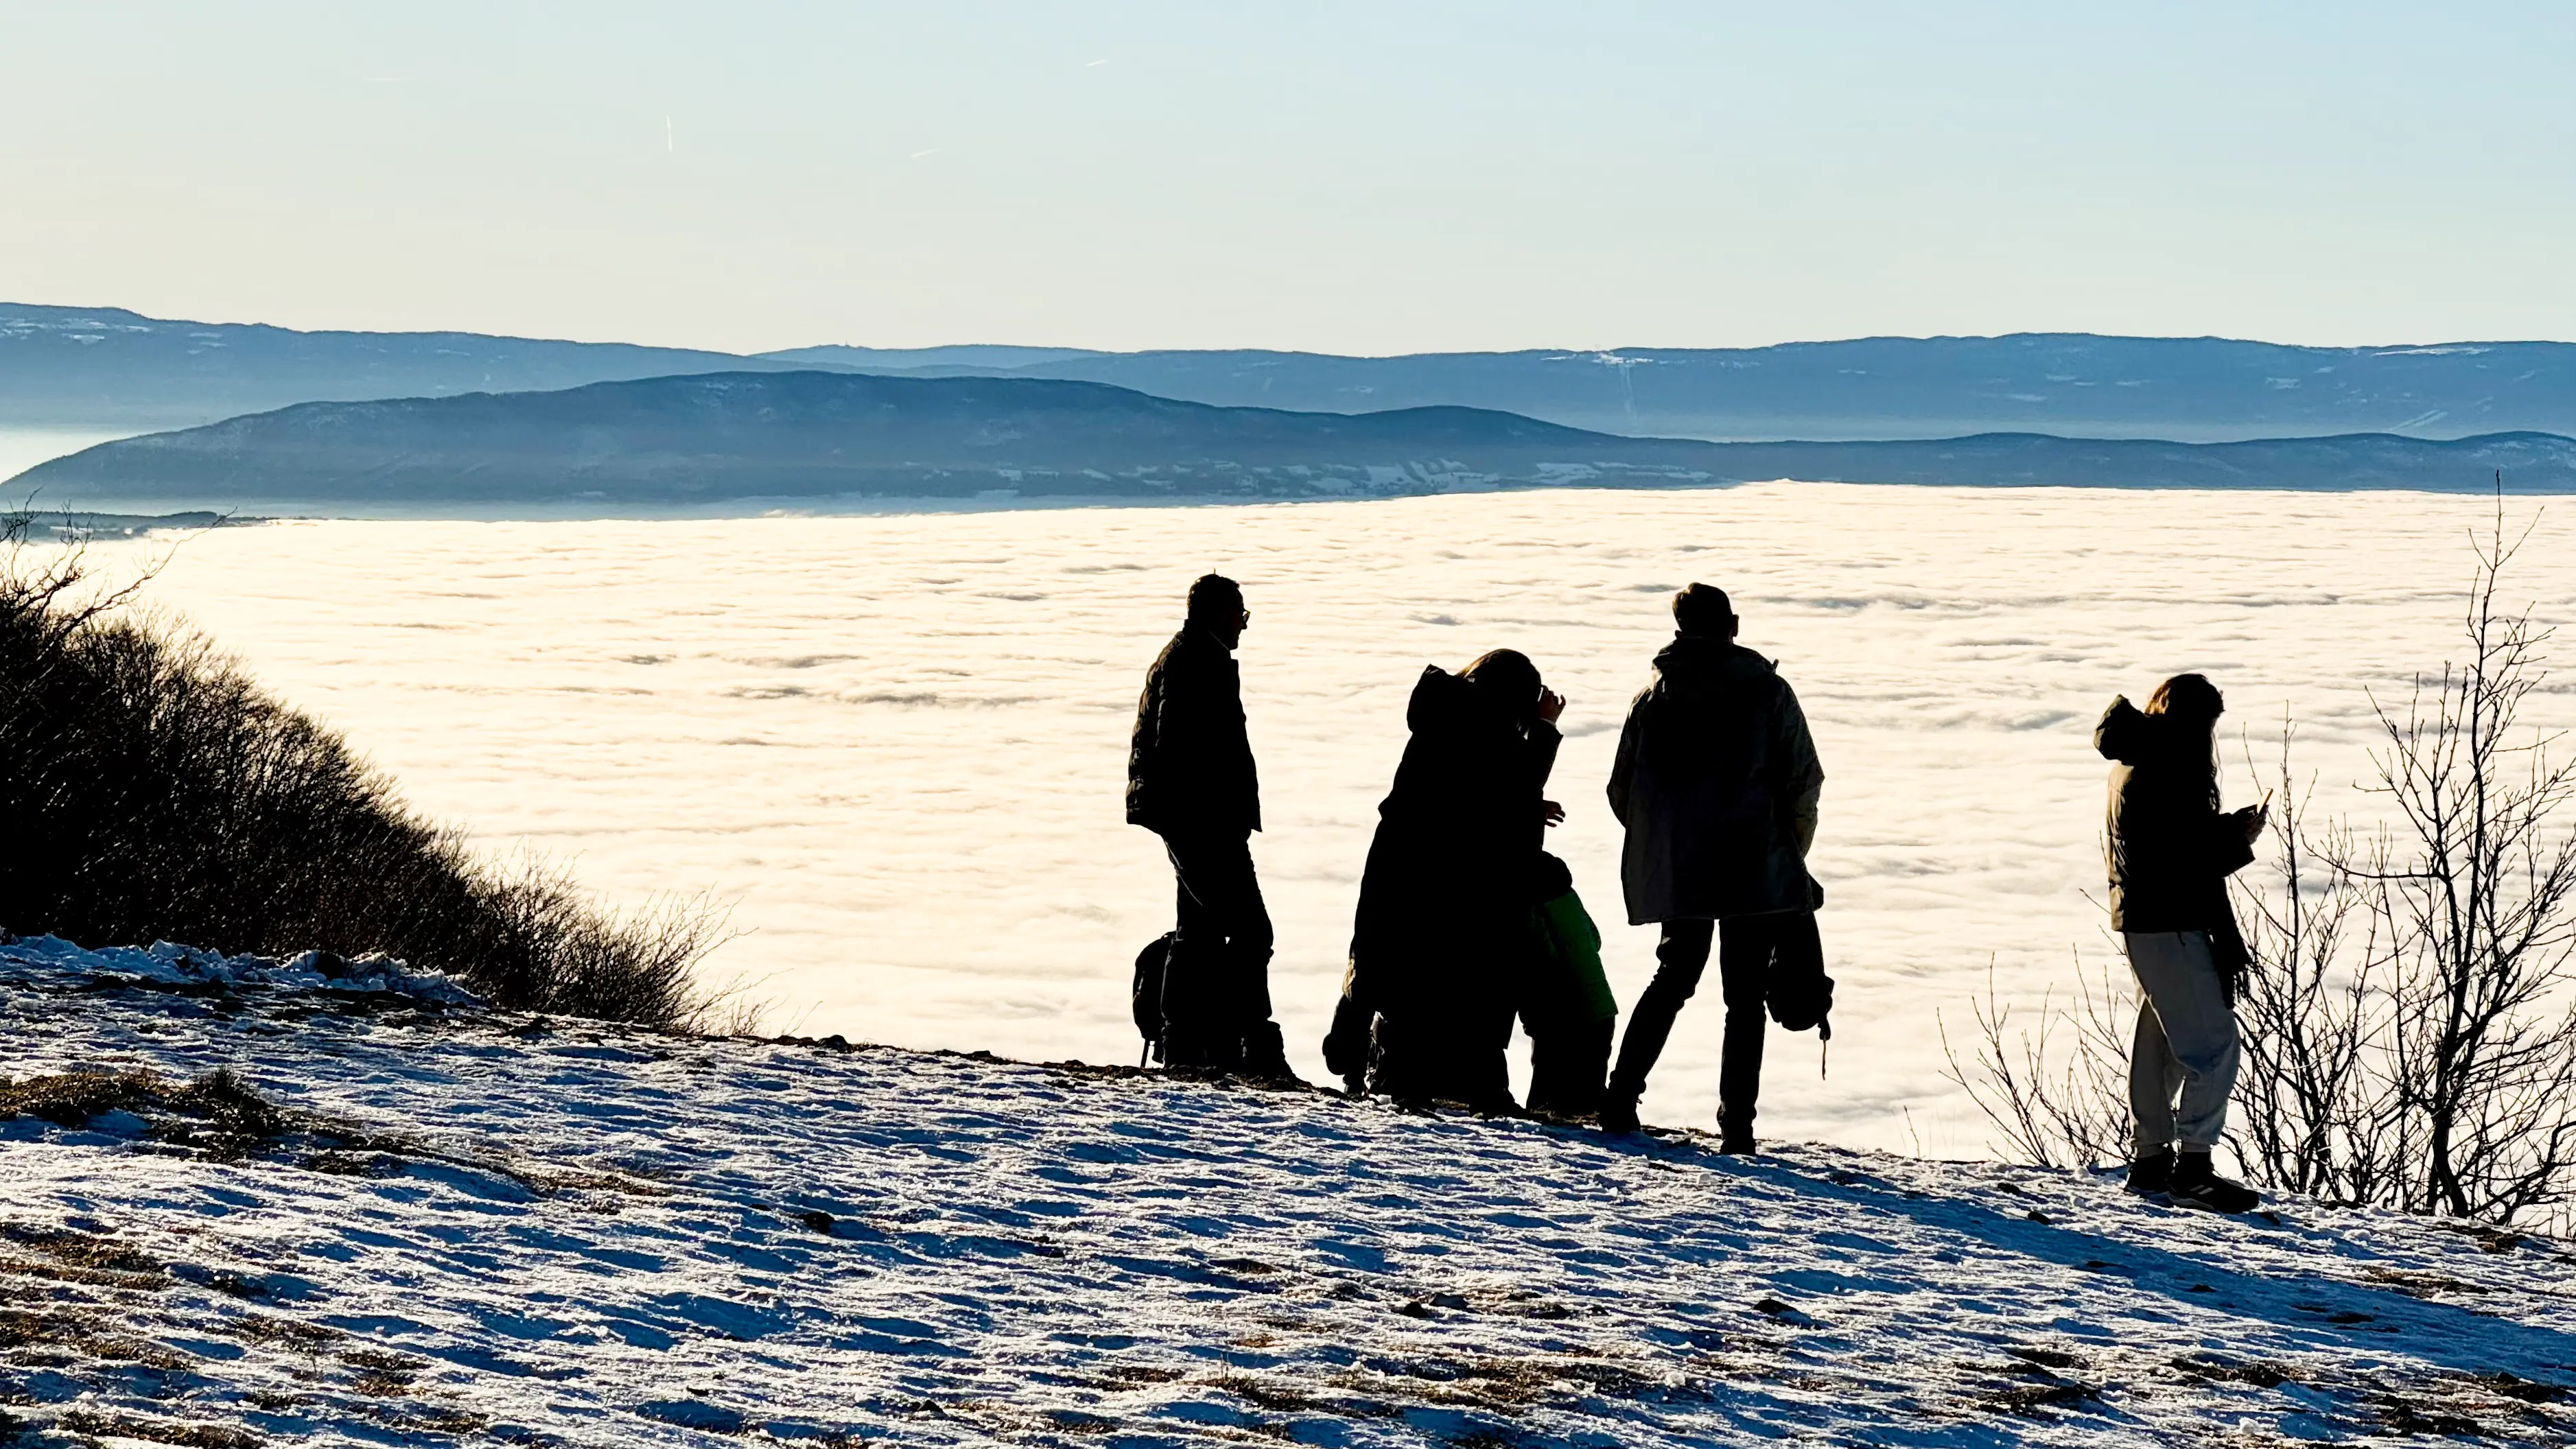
[
  {"xmin": 2096, "ymin": 674, "xmax": 2264, "ymax": 1213},
  {"xmin": 1600, "ymin": 584, "xmax": 1823, "ymax": 1151}
]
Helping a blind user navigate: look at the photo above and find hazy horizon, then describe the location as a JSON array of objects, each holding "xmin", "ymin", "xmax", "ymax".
[
  {"xmin": 19, "ymin": 297, "xmax": 2576, "ymax": 360},
  {"xmin": 28, "ymin": 295, "xmax": 2576, "ymax": 360}
]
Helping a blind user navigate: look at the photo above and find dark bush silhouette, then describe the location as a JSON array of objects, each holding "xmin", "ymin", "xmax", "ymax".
[{"xmin": 0, "ymin": 517, "xmax": 723, "ymax": 1026}]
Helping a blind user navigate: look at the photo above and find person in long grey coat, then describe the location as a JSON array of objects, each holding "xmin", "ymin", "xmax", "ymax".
[{"xmin": 1600, "ymin": 584, "xmax": 1823, "ymax": 1149}]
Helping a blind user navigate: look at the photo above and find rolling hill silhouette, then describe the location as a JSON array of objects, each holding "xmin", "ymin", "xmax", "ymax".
[
  {"xmin": 15, "ymin": 370, "xmax": 2574, "ymax": 510},
  {"xmin": 10, "ymin": 301, "xmax": 2575, "ymax": 443}
]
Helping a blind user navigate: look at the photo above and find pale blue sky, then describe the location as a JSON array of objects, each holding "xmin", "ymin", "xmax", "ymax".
[{"xmin": 5, "ymin": 2, "xmax": 2569, "ymax": 353}]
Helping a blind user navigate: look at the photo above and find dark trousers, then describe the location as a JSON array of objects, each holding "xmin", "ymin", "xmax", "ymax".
[
  {"xmin": 1523, "ymin": 1015, "xmax": 1613, "ymax": 1119},
  {"xmin": 1608, "ymin": 912, "xmax": 1816, "ymax": 1135},
  {"xmin": 1368, "ymin": 1003, "xmax": 1516, "ymax": 1111},
  {"xmin": 1161, "ymin": 831, "xmax": 1278, "ymax": 1070}
]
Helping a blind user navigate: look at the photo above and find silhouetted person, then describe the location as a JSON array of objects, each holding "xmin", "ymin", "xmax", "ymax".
[
  {"xmin": 1602, "ymin": 585, "xmax": 1823, "ymax": 1151},
  {"xmin": 1127, "ymin": 574, "xmax": 1291, "ymax": 1077},
  {"xmin": 1326, "ymin": 650, "xmax": 1565, "ymax": 1111},
  {"xmin": 1519, "ymin": 851, "xmax": 1617, "ymax": 1119},
  {"xmin": 2096, "ymin": 674, "xmax": 2264, "ymax": 1213}
]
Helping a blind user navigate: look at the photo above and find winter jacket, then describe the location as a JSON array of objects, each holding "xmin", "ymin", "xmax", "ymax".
[
  {"xmin": 1342, "ymin": 665, "xmax": 1562, "ymax": 1022},
  {"xmin": 2095, "ymin": 696, "xmax": 2253, "ymax": 936},
  {"xmin": 1608, "ymin": 635, "xmax": 1824, "ymax": 925},
  {"xmin": 1530, "ymin": 871, "xmax": 1615, "ymax": 1025},
  {"xmin": 1126, "ymin": 625, "xmax": 1260, "ymax": 838}
]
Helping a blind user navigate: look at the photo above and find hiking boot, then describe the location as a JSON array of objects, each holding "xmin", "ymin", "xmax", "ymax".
[
  {"xmin": 1160, "ymin": 1030, "xmax": 1241, "ymax": 1074},
  {"xmin": 2168, "ymin": 1152, "xmax": 2260, "ymax": 1214},
  {"xmin": 1718, "ymin": 1132, "xmax": 1757, "ymax": 1157},
  {"xmin": 2124, "ymin": 1148, "xmax": 2175, "ymax": 1200},
  {"xmin": 1237, "ymin": 1022, "xmax": 1304, "ymax": 1085},
  {"xmin": 1597, "ymin": 1094, "xmax": 1641, "ymax": 1136}
]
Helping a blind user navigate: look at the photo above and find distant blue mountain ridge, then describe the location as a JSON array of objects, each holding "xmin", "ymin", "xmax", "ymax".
[
  {"xmin": 6, "ymin": 301, "xmax": 2572, "ymax": 443},
  {"xmin": 840, "ymin": 337, "xmax": 2576, "ymax": 445},
  {"xmin": 14, "ymin": 370, "xmax": 2573, "ymax": 513}
]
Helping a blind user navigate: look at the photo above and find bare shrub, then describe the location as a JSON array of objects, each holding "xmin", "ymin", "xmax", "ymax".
[
  {"xmin": 0, "ymin": 514, "xmax": 732, "ymax": 1028},
  {"xmin": 1939, "ymin": 955, "xmax": 2130, "ymax": 1170},
  {"xmin": 2337, "ymin": 507, "xmax": 2576, "ymax": 1223},
  {"xmin": 449, "ymin": 856, "xmax": 732, "ymax": 1027},
  {"xmin": 2225, "ymin": 725, "xmax": 2402, "ymax": 1206}
]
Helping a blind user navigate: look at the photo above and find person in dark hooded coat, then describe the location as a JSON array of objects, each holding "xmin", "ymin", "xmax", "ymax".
[
  {"xmin": 1324, "ymin": 650, "xmax": 1565, "ymax": 1109},
  {"xmin": 2096, "ymin": 673, "xmax": 2265, "ymax": 1212},
  {"xmin": 1600, "ymin": 584, "xmax": 1824, "ymax": 1151}
]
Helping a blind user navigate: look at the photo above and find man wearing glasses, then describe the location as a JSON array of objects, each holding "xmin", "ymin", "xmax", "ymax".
[{"xmin": 1127, "ymin": 574, "xmax": 1293, "ymax": 1079}]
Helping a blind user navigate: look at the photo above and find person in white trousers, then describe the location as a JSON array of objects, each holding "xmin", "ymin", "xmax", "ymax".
[{"xmin": 2094, "ymin": 674, "xmax": 2266, "ymax": 1213}]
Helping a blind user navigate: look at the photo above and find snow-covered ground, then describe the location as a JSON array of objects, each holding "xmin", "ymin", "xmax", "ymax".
[
  {"xmin": 7, "ymin": 936, "xmax": 2576, "ymax": 1446},
  {"xmin": 65, "ymin": 484, "xmax": 2576, "ymax": 1157}
]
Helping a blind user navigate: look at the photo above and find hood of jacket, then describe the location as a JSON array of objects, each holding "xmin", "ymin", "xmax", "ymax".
[
  {"xmin": 2095, "ymin": 695, "xmax": 2192, "ymax": 766},
  {"xmin": 1405, "ymin": 663, "xmax": 1509, "ymax": 735},
  {"xmin": 1650, "ymin": 633, "xmax": 1776, "ymax": 692}
]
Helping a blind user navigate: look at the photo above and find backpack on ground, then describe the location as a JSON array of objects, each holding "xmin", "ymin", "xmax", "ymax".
[{"xmin": 1132, "ymin": 933, "xmax": 1174, "ymax": 1066}]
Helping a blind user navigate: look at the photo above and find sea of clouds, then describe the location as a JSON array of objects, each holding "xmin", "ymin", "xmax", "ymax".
[{"xmin": 78, "ymin": 483, "xmax": 2576, "ymax": 1157}]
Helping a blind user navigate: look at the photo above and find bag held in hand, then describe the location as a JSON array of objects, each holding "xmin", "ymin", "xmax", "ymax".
[{"xmin": 1763, "ymin": 904, "xmax": 1833, "ymax": 1039}]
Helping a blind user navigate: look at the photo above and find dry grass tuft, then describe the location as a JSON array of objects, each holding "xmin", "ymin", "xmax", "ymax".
[
  {"xmin": 222, "ymin": 1314, "xmax": 340, "ymax": 1349},
  {"xmin": 338, "ymin": 1345, "xmax": 425, "ymax": 1395},
  {"xmin": 1206, "ymin": 1373, "xmax": 1322, "ymax": 1412},
  {"xmin": 0, "ymin": 1219, "xmax": 167, "ymax": 1288},
  {"xmin": 0, "ymin": 1068, "xmax": 289, "ymax": 1162},
  {"xmin": 0, "ymin": 1069, "xmax": 164, "ymax": 1128},
  {"xmin": 58, "ymin": 1408, "xmax": 262, "ymax": 1448},
  {"xmin": 0, "ymin": 1306, "xmax": 196, "ymax": 1370}
]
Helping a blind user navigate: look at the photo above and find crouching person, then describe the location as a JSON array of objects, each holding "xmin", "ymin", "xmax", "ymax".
[
  {"xmin": 1127, "ymin": 574, "xmax": 1294, "ymax": 1079},
  {"xmin": 2096, "ymin": 674, "xmax": 2265, "ymax": 1213},
  {"xmin": 1520, "ymin": 853, "xmax": 1616, "ymax": 1119}
]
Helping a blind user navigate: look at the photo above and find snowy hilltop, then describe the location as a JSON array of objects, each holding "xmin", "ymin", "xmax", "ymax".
[{"xmin": 5, "ymin": 937, "xmax": 2576, "ymax": 1446}]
